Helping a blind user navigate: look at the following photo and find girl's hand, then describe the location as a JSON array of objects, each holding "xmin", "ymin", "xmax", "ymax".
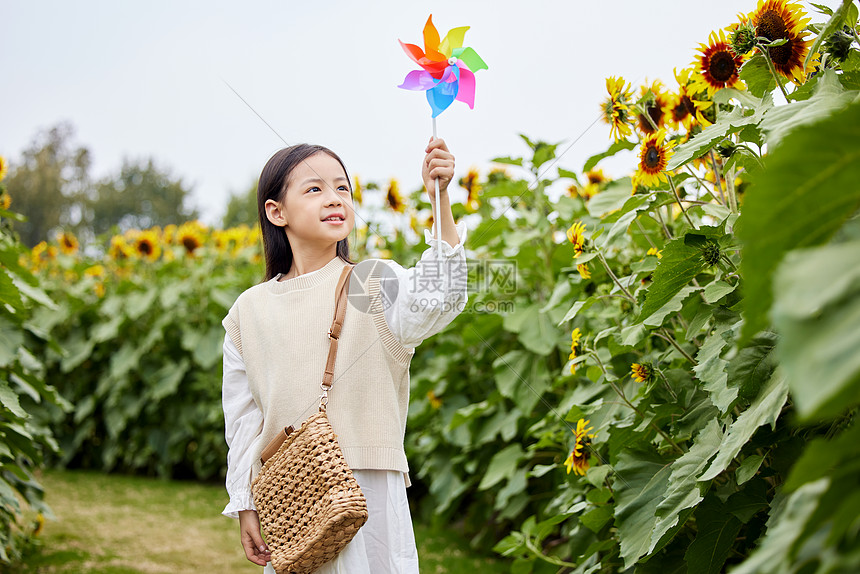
[
  {"xmin": 238, "ymin": 510, "xmax": 271, "ymax": 566},
  {"xmin": 422, "ymin": 137, "xmax": 455, "ymax": 201}
]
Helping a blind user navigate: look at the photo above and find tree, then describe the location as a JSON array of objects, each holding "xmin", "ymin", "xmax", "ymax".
[
  {"xmin": 85, "ymin": 158, "xmax": 199, "ymax": 236},
  {"xmin": 221, "ymin": 180, "xmax": 258, "ymax": 228},
  {"xmin": 5, "ymin": 122, "xmax": 91, "ymax": 247}
]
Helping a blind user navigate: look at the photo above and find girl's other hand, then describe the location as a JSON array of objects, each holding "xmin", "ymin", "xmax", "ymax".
[
  {"xmin": 238, "ymin": 510, "xmax": 271, "ymax": 566},
  {"xmin": 422, "ymin": 137, "xmax": 455, "ymax": 199}
]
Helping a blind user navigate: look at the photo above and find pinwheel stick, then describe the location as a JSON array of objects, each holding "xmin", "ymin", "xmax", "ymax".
[{"xmin": 432, "ymin": 117, "xmax": 442, "ymax": 258}]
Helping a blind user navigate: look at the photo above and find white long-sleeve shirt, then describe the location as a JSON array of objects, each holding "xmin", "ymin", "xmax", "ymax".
[{"xmin": 221, "ymin": 222, "xmax": 468, "ymax": 518}]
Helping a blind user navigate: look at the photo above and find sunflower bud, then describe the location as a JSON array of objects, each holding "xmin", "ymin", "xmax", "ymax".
[
  {"xmin": 631, "ymin": 362, "xmax": 654, "ymax": 384},
  {"xmin": 730, "ymin": 21, "xmax": 757, "ymax": 55},
  {"xmin": 716, "ymin": 139, "xmax": 737, "ymax": 159},
  {"xmin": 823, "ymin": 26, "xmax": 854, "ymax": 63},
  {"xmin": 701, "ymin": 241, "xmax": 721, "ymax": 266}
]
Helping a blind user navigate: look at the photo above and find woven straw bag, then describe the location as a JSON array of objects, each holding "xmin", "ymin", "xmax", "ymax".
[{"xmin": 251, "ymin": 265, "xmax": 368, "ymax": 574}]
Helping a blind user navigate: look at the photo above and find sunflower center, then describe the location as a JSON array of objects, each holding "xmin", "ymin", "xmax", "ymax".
[
  {"xmin": 644, "ymin": 146, "xmax": 661, "ymax": 168},
  {"xmin": 757, "ymin": 10, "xmax": 788, "ymax": 42},
  {"xmin": 182, "ymin": 237, "xmax": 200, "ymax": 252},
  {"xmin": 757, "ymin": 9, "xmax": 792, "ymax": 65},
  {"xmin": 138, "ymin": 241, "xmax": 152, "ymax": 255},
  {"xmin": 709, "ymin": 51, "xmax": 736, "ymax": 82}
]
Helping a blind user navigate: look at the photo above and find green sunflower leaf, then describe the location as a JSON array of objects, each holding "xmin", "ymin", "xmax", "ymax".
[
  {"xmin": 613, "ymin": 449, "xmax": 673, "ymax": 569},
  {"xmin": 738, "ymin": 98, "xmax": 860, "ymax": 342},
  {"xmin": 666, "ymin": 106, "xmax": 766, "ymax": 171},
  {"xmin": 491, "ymin": 156, "xmax": 523, "ymax": 167},
  {"xmin": 740, "ymin": 55, "xmax": 780, "ymax": 98},
  {"xmin": 683, "ymin": 494, "xmax": 744, "ymax": 574},
  {"xmin": 730, "ymin": 479, "xmax": 830, "ymax": 574},
  {"xmin": 583, "ymin": 139, "xmax": 636, "ymax": 172},
  {"xmin": 699, "ymin": 370, "xmax": 789, "ymax": 482},
  {"xmin": 804, "ymin": 0, "xmax": 856, "ymax": 71},
  {"xmin": 784, "ymin": 422, "xmax": 860, "ymax": 491},
  {"xmin": 760, "ymin": 69, "xmax": 859, "ymax": 149},
  {"xmin": 649, "ymin": 419, "xmax": 724, "ymax": 553},
  {"xmin": 637, "ymin": 225, "xmax": 725, "ymax": 322},
  {"xmin": 772, "ymin": 239, "xmax": 860, "ymax": 420}
]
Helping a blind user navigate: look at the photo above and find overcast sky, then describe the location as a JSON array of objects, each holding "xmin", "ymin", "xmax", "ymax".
[{"xmin": 2, "ymin": 0, "xmax": 821, "ymax": 226}]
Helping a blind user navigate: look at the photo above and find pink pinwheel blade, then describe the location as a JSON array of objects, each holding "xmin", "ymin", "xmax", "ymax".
[
  {"xmin": 454, "ymin": 64, "xmax": 476, "ymax": 108},
  {"xmin": 398, "ymin": 69, "xmax": 438, "ymax": 91}
]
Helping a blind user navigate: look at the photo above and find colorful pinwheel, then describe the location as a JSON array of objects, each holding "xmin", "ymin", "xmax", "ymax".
[{"xmin": 398, "ymin": 15, "xmax": 488, "ymax": 118}]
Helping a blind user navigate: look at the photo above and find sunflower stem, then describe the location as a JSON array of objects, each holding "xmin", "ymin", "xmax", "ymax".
[
  {"xmin": 596, "ymin": 251, "xmax": 636, "ymax": 303},
  {"xmin": 758, "ymin": 42, "xmax": 791, "ymax": 103},
  {"xmin": 601, "ymin": 373, "xmax": 684, "ymax": 455},
  {"xmin": 655, "ymin": 328, "xmax": 699, "ymax": 366},
  {"xmin": 667, "ymin": 175, "xmax": 696, "ymax": 229},
  {"xmin": 725, "ymin": 164, "xmax": 739, "ymax": 214},
  {"xmin": 634, "ymin": 219, "xmax": 658, "ymax": 249},
  {"xmin": 708, "ymin": 151, "xmax": 728, "ymax": 206},
  {"xmin": 684, "ymin": 165, "xmax": 723, "ymax": 206},
  {"xmin": 653, "ymin": 207, "xmax": 674, "ymax": 240},
  {"xmin": 656, "ymin": 368, "xmax": 679, "ymax": 402}
]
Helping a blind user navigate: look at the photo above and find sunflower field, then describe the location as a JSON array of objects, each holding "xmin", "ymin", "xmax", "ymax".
[{"xmin": 2, "ymin": 0, "xmax": 860, "ymax": 572}]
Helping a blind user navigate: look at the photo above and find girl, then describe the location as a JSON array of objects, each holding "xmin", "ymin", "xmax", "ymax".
[{"xmin": 221, "ymin": 138, "xmax": 468, "ymax": 573}]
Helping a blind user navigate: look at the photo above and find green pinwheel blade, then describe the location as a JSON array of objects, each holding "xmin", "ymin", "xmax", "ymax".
[{"xmin": 457, "ymin": 47, "xmax": 488, "ymax": 72}]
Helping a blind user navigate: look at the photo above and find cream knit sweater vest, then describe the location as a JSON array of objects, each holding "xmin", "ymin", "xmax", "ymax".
[{"xmin": 222, "ymin": 256, "xmax": 415, "ymax": 482}]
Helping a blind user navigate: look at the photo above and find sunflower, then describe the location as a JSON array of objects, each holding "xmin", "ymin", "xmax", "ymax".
[
  {"xmin": 84, "ymin": 264, "xmax": 105, "ymax": 277},
  {"xmin": 692, "ymin": 29, "xmax": 746, "ymax": 96},
  {"xmin": 162, "ymin": 224, "xmax": 177, "ymax": 244},
  {"xmin": 386, "ymin": 179, "xmax": 405, "ymax": 213},
  {"xmin": 564, "ymin": 419, "xmax": 597, "ymax": 476},
  {"xmin": 426, "ymin": 390, "xmax": 442, "ymax": 410},
  {"xmin": 566, "ymin": 222, "xmax": 586, "ymax": 257},
  {"xmin": 636, "ymin": 80, "xmax": 671, "ymax": 135},
  {"xmin": 585, "ymin": 169, "xmax": 607, "ymax": 186},
  {"xmin": 667, "ymin": 68, "xmax": 713, "ymax": 132},
  {"xmin": 353, "ymin": 176, "xmax": 363, "ymax": 206},
  {"xmin": 176, "ymin": 222, "xmax": 206, "ymax": 255},
  {"xmin": 601, "ymin": 76, "xmax": 635, "ymax": 142},
  {"xmin": 635, "ymin": 131, "xmax": 676, "ymax": 188},
  {"xmin": 727, "ymin": 15, "xmax": 758, "ymax": 56},
  {"xmin": 56, "ymin": 231, "xmax": 79, "ymax": 255},
  {"xmin": 0, "ymin": 190, "xmax": 10, "ymax": 210},
  {"xmin": 133, "ymin": 229, "xmax": 162, "ymax": 262},
  {"xmin": 459, "ymin": 167, "xmax": 481, "ymax": 212},
  {"xmin": 0, "ymin": 155, "xmax": 7, "ymax": 182},
  {"xmin": 577, "ymin": 263, "xmax": 591, "ymax": 280},
  {"xmin": 749, "ymin": 0, "xmax": 811, "ymax": 82},
  {"xmin": 108, "ymin": 235, "xmax": 132, "ymax": 261},
  {"xmin": 647, "ymin": 247, "xmax": 663, "ymax": 259},
  {"xmin": 568, "ymin": 327, "xmax": 582, "ymax": 375},
  {"xmin": 631, "ymin": 362, "xmax": 654, "ymax": 383}
]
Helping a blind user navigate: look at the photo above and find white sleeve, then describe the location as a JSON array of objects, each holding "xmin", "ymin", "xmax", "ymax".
[
  {"xmin": 221, "ymin": 332, "xmax": 263, "ymax": 519},
  {"xmin": 381, "ymin": 221, "xmax": 469, "ymax": 349}
]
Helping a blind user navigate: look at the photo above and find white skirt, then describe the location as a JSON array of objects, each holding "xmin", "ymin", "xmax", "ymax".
[{"xmin": 263, "ymin": 469, "xmax": 419, "ymax": 574}]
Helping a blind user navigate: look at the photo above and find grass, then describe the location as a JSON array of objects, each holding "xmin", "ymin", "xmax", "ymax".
[{"xmin": 19, "ymin": 469, "xmax": 509, "ymax": 573}]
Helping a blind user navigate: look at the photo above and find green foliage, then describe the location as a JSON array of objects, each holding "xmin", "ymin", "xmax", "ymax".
[
  {"xmin": 739, "ymin": 96, "xmax": 860, "ymax": 341},
  {"xmin": 0, "ymin": 183, "xmax": 68, "ymax": 565}
]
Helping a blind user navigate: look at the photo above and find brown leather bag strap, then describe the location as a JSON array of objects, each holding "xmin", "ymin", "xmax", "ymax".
[{"xmin": 319, "ymin": 265, "xmax": 353, "ymax": 409}]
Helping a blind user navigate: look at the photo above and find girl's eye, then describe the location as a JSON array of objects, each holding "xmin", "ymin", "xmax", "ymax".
[{"xmin": 307, "ymin": 186, "xmax": 321, "ymax": 193}]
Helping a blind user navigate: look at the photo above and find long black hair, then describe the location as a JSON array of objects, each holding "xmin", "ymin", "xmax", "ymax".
[{"xmin": 257, "ymin": 144, "xmax": 354, "ymax": 281}]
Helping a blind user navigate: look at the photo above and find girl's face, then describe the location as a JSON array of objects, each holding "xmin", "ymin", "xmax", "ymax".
[{"xmin": 266, "ymin": 152, "xmax": 355, "ymax": 249}]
